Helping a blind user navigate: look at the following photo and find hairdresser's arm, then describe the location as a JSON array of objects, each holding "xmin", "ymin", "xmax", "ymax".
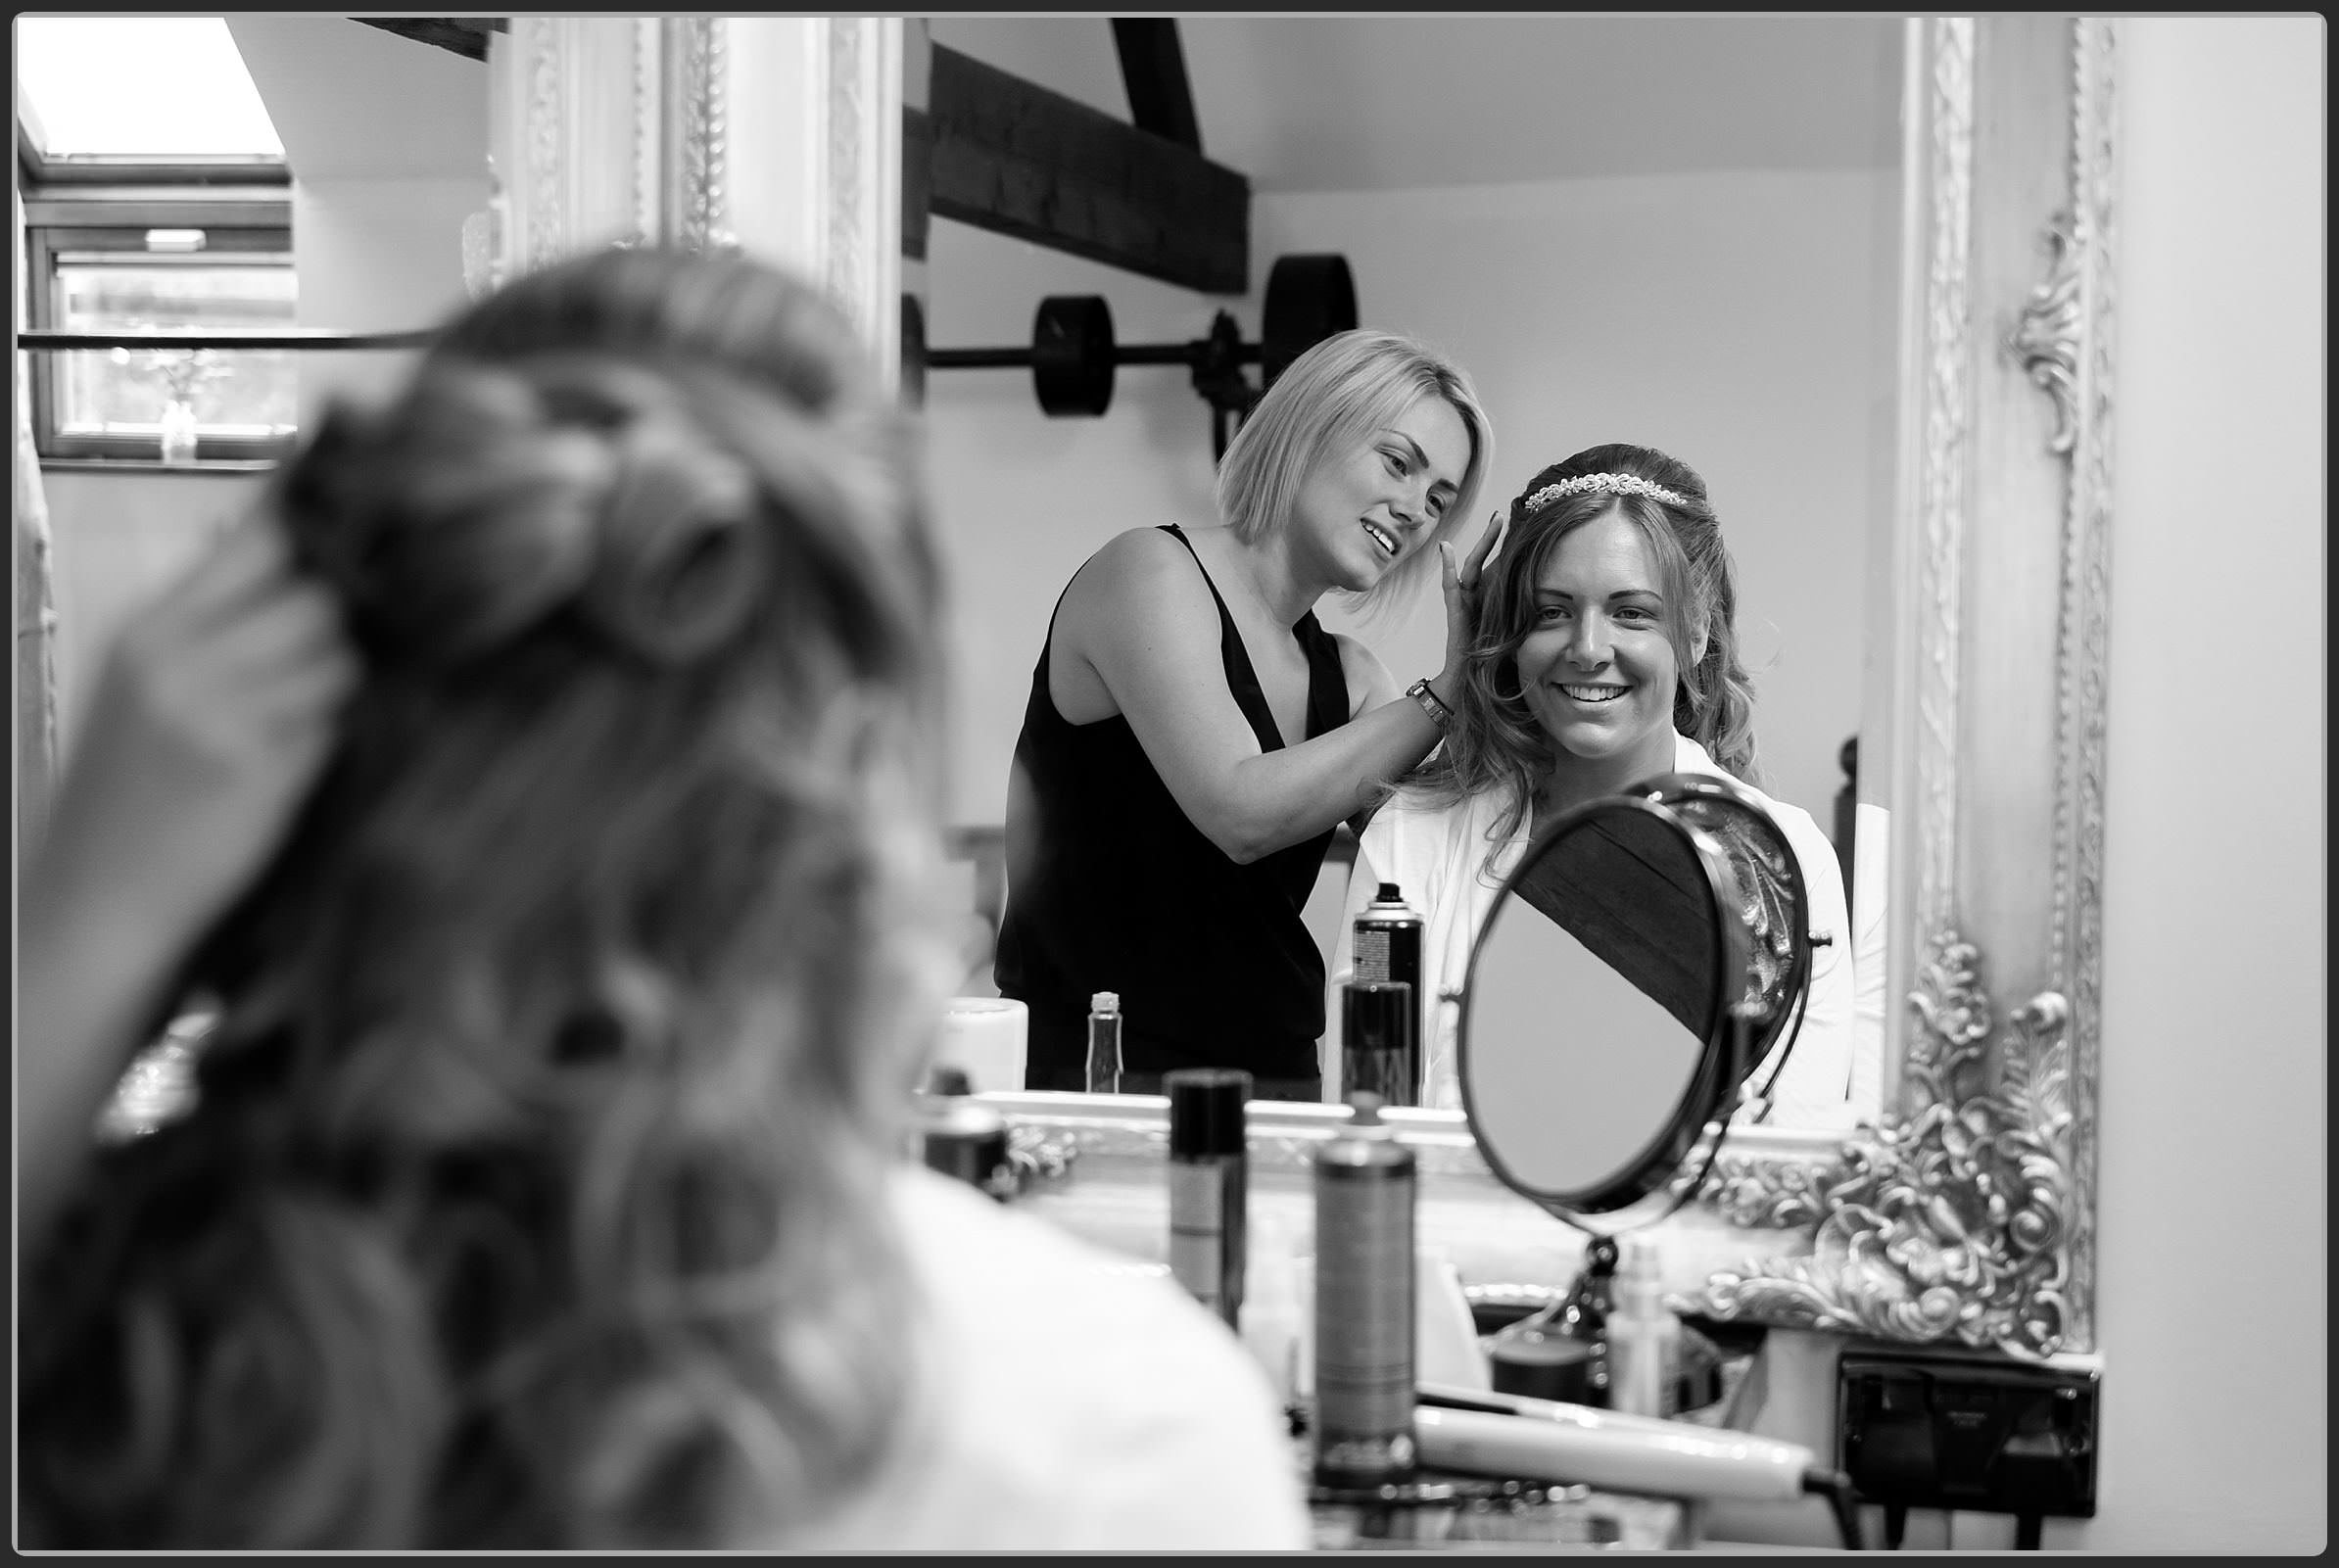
[
  {"xmin": 19, "ymin": 513, "xmax": 356, "ymax": 1243},
  {"xmin": 1333, "ymin": 635, "xmax": 1405, "ymax": 837},
  {"xmin": 1071, "ymin": 521, "xmax": 1498, "ymax": 865}
]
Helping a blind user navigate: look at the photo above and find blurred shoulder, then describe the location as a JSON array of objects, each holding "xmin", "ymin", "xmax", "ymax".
[{"xmin": 836, "ymin": 1166, "xmax": 1309, "ymax": 1550}]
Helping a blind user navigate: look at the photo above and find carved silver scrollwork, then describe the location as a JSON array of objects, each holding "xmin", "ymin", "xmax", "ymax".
[
  {"xmin": 522, "ymin": 18, "xmax": 565, "ymax": 274},
  {"xmin": 1685, "ymin": 932, "xmax": 2076, "ymax": 1359},
  {"xmin": 1696, "ymin": 1147, "xmax": 1850, "ymax": 1232},
  {"xmin": 2008, "ymin": 212, "xmax": 2084, "ymax": 455},
  {"xmin": 666, "ymin": 17, "xmax": 734, "ymax": 254}
]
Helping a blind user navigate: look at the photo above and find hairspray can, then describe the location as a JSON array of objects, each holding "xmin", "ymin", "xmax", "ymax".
[
  {"xmin": 1312, "ymin": 1091, "xmax": 1417, "ymax": 1486},
  {"xmin": 916, "ymin": 1066, "xmax": 1016, "ymax": 1202},
  {"xmin": 1085, "ymin": 990, "xmax": 1123, "ymax": 1094},
  {"xmin": 1353, "ymin": 883, "xmax": 1424, "ymax": 1072},
  {"xmin": 1166, "ymin": 1067, "xmax": 1251, "ymax": 1330},
  {"xmin": 1341, "ymin": 979, "xmax": 1419, "ymax": 1108}
]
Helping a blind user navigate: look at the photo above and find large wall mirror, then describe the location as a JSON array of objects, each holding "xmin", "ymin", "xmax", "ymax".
[
  {"xmin": 56, "ymin": 15, "xmax": 2109, "ymax": 1367},
  {"xmin": 952, "ymin": 15, "xmax": 2115, "ymax": 1365}
]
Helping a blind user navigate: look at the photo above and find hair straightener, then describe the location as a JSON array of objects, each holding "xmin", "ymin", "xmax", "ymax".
[{"xmin": 1414, "ymin": 1382, "xmax": 1865, "ymax": 1549}]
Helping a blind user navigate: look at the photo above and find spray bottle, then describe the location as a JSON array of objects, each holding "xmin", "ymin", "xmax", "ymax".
[{"xmin": 1312, "ymin": 1091, "xmax": 1417, "ymax": 1486}]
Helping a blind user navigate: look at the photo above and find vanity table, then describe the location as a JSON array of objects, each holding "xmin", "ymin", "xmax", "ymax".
[{"xmin": 994, "ymin": 1093, "xmax": 1823, "ymax": 1553}]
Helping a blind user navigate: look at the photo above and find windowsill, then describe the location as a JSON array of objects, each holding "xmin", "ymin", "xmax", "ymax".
[{"xmin": 37, "ymin": 456, "xmax": 280, "ymax": 475}]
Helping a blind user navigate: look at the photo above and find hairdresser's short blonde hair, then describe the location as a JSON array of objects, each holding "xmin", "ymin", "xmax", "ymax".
[{"xmin": 1215, "ymin": 330, "xmax": 1491, "ymax": 615}]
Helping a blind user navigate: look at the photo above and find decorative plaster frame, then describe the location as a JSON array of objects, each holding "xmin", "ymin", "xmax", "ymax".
[
  {"xmin": 973, "ymin": 17, "xmax": 2116, "ymax": 1363},
  {"xmin": 482, "ymin": 17, "xmax": 900, "ymax": 393}
]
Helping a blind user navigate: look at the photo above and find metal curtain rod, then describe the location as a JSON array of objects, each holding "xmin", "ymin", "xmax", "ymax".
[{"xmin": 17, "ymin": 328, "xmax": 437, "ymax": 353}]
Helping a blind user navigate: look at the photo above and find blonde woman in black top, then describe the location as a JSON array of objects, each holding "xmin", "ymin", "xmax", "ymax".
[{"xmin": 996, "ymin": 329, "xmax": 1501, "ymax": 1097}]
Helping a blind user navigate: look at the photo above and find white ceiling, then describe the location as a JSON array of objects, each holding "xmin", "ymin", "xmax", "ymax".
[
  {"xmin": 930, "ymin": 16, "xmax": 1905, "ymax": 191},
  {"xmin": 222, "ymin": 14, "xmax": 487, "ymax": 180}
]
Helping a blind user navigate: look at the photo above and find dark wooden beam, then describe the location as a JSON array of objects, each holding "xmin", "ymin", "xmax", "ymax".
[
  {"xmin": 923, "ymin": 42, "xmax": 1247, "ymax": 296},
  {"xmin": 1110, "ymin": 19, "xmax": 1202, "ymax": 153},
  {"xmin": 350, "ymin": 19, "xmax": 506, "ymax": 63}
]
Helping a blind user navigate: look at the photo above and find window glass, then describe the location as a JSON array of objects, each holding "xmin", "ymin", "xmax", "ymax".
[
  {"xmin": 15, "ymin": 18, "xmax": 282, "ymax": 161},
  {"xmin": 51, "ymin": 259, "xmax": 299, "ymax": 443}
]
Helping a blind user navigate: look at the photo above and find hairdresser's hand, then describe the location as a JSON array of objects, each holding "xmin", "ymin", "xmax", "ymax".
[
  {"xmin": 1430, "ymin": 504, "xmax": 1509, "ymax": 706},
  {"xmin": 36, "ymin": 507, "xmax": 358, "ymax": 952}
]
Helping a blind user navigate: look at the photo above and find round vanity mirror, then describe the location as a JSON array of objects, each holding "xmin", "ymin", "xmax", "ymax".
[
  {"xmin": 1627, "ymin": 772, "xmax": 1815, "ymax": 1121},
  {"xmin": 1455, "ymin": 793, "xmax": 1755, "ymax": 1233}
]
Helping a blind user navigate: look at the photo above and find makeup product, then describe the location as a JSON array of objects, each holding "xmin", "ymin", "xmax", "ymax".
[
  {"xmin": 916, "ymin": 1066, "xmax": 1016, "ymax": 1201},
  {"xmin": 1165, "ymin": 1067, "xmax": 1251, "ymax": 1330},
  {"xmin": 1605, "ymin": 1236, "xmax": 1682, "ymax": 1418},
  {"xmin": 1313, "ymin": 1091, "xmax": 1417, "ymax": 1487},
  {"xmin": 1342, "ymin": 979, "xmax": 1419, "ymax": 1108},
  {"xmin": 1084, "ymin": 990, "xmax": 1123, "ymax": 1094},
  {"xmin": 1352, "ymin": 882, "xmax": 1425, "ymax": 1069},
  {"xmin": 933, "ymin": 996, "xmax": 1027, "ymax": 1093}
]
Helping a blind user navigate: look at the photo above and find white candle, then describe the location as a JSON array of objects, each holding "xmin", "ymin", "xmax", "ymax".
[{"xmin": 933, "ymin": 997, "xmax": 1027, "ymax": 1094}]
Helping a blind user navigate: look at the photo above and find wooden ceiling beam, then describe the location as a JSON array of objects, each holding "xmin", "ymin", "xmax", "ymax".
[
  {"xmin": 349, "ymin": 19, "xmax": 505, "ymax": 64},
  {"xmin": 1110, "ymin": 18, "xmax": 1202, "ymax": 153},
  {"xmin": 915, "ymin": 41, "xmax": 1248, "ymax": 296}
]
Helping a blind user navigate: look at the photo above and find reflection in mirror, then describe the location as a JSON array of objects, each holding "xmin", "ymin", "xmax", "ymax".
[
  {"xmin": 1458, "ymin": 797, "xmax": 1748, "ymax": 1224},
  {"xmin": 923, "ymin": 18, "xmax": 1907, "ymax": 1130}
]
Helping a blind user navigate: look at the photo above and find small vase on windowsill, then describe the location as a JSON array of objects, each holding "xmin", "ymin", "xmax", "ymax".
[{"xmin": 158, "ymin": 399, "xmax": 200, "ymax": 467}]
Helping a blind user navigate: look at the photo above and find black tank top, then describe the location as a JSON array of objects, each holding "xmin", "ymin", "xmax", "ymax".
[{"xmin": 995, "ymin": 525, "xmax": 1349, "ymax": 1087}]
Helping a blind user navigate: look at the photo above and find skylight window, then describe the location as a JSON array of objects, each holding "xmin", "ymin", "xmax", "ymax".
[{"xmin": 15, "ymin": 17, "xmax": 283, "ymax": 162}]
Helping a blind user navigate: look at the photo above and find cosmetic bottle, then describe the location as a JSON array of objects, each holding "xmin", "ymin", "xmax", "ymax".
[
  {"xmin": 1085, "ymin": 990, "xmax": 1123, "ymax": 1094},
  {"xmin": 1604, "ymin": 1235, "xmax": 1682, "ymax": 1419},
  {"xmin": 1341, "ymin": 979, "xmax": 1419, "ymax": 1108},
  {"xmin": 1165, "ymin": 1067, "xmax": 1251, "ymax": 1330},
  {"xmin": 916, "ymin": 1066, "xmax": 1016, "ymax": 1202},
  {"xmin": 1313, "ymin": 1091, "xmax": 1417, "ymax": 1487},
  {"xmin": 1352, "ymin": 882, "xmax": 1425, "ymax": 1066}
]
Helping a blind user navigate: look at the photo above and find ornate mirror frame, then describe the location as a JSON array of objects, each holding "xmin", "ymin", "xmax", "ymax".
[
  {"xmin": 486, "ymin": 17, "xmax": 2113, "ymax": 1363},
  {"xmin": 974, "ymin": 16, "xmax": 2117, "ymax": 1367},
  {"xmin": 482, "ymin": 17, "xmax": 902, "ymax": 388},
  {"xmin": 1683, "ymin": 14, "xmax": 2116, "ymax": 1361}
]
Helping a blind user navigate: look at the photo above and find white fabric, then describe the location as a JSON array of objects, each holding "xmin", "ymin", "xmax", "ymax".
[
  {"xmin": 1329, "ymin": 735, "xmax": 1866, "ymax": 1128},
  {"xmin": 780, "ymin": 1164, "xmax": 1313, "ymax": 1552}
]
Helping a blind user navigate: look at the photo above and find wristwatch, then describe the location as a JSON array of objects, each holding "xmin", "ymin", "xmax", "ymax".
[{"xmin": 1407, "ymin": 678, "xmax": 1455, "ymax": 730}]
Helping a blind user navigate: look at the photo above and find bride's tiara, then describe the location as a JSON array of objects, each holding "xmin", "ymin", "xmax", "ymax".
[{"xmin": 1521, "ymin": 473, "xmax": 1687, "ymax": 513}]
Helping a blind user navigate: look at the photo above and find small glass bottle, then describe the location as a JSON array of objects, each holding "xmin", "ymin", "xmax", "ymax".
[
  {"xmin": 1605, "ymin": 1235, "xmax": 1682, "ymax": 1418},
  {"xmin": 1085, "ymin": 990, "xmax": 1122, "ymax": 1094}
]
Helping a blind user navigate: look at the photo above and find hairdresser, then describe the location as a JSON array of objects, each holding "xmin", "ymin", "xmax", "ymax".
[{"xmin": 995, "ymin": 330, "xmax": 1499, "ymax": 1100}]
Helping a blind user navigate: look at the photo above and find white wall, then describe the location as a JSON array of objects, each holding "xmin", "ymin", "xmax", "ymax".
[
  {"xmin": 224, "ymin": 17, "xmax": 486, "ymax": 420},
  {"xmin": 2086, "ymin": 15, "xmax": 2324, "ymax": 1554},
  {"xmin": 39, "ymin": 470, "xmax": 269, "ymax": 759}
]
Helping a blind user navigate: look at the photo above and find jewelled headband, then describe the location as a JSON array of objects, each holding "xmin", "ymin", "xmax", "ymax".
[{"xmin": 1521, "ymin": 472, "xmax": 1687, "ymax": 513}]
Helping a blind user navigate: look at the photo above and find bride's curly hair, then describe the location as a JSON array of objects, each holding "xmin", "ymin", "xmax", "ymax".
[
  {"xmin": 19, "ymin": 249, "xmax": 950, "ymax": 1549},
  {"xmin": 1402, "ymin": 442, "xmax": 1761, "ymax": 857}
]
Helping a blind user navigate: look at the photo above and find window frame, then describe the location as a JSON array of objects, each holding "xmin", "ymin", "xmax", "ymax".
[{"xmin": 22, "ymin": 184, "xmax": 299, "ymax": 465}]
